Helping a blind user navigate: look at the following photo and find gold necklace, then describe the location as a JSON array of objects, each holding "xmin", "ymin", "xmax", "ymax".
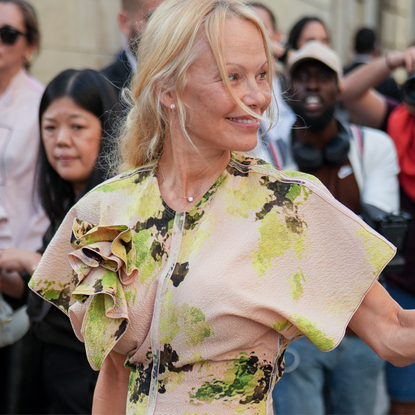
[{"xmin": 158, "ymin": 163, "xmax": 210, "ymax": 203}]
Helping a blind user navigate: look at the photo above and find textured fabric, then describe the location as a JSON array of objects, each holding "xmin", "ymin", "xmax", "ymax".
[{"xmin": 30, "ymin": 153, "xmax": 395, "ymax": 415}]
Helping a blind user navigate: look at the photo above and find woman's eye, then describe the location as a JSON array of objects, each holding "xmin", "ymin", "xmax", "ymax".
[
  {"xmin": 72, "ymin": 124, "xmax": 84, "ymax": 130},
  {"xmin": 43, "ymin": 125, "xmax": 55, "ymax": 132},
  {"xmin": 228, "ymin": 73, "xmax": 238, "ymax": 81},
  {"xmin": 259, "ymin": 71, "xmax": 268, "ymax": 80}
]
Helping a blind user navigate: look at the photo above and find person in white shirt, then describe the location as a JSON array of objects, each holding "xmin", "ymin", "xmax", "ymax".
[
  {"xmin": 0, "ymin": 1, "xmax": 49, "ymax": 412},
  {"xmin": 0, "ymin": 0, "xmax": 48, "ymax": 254}
]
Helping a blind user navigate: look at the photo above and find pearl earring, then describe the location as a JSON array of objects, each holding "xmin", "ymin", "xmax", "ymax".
[{"xmin": 170, "ymin": 104, "xmax": 175, "ymax": 109}]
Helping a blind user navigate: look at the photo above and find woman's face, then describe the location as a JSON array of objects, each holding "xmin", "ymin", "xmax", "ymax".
[
  {"xmin": 174, "ymin": 17, "xmax": 271, "ymax": 154},
  {"xmin": 296, "ymin": 21, "xmax": 329, "ymax": 50},
  {"xmin": 41, "ymin": 97, "xmax": 102, "ymax": 196},
  {"xmin": 0, "ymin": 2, "xmax": 33, "ymax": 77}
]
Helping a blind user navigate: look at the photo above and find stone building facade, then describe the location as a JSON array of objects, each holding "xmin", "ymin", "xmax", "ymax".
[{"xmin": 30, "ymin": 0, "xmax": 415, "ymax": 85}]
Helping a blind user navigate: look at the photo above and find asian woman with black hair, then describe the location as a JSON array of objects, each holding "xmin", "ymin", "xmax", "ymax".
[{"xmin": 0, "ymin": 68, "xmax": 119, "ymax": 414}]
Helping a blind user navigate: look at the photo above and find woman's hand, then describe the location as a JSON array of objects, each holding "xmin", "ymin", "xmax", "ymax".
[
  {"xmin": 349, "ymin": 281, "xmax": 415, "ymax": 367},
  {"xmin": 0, "ymin": 249, "xmax": 41, "ymax": 274}
]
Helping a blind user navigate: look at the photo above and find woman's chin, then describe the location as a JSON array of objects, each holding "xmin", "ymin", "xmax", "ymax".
[{"xmin": 232, "ymin": 138, "xmax": 259, "ymax": 153}]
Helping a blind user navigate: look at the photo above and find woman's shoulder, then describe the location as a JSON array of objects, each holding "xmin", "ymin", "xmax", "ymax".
[
  {"xmin": 14, "ymin": 70, "xmax": 44, "ymax": 97},
  {"xmin": 228, "ymin": 152, "xmax": 336, "ymax": 208},
  {"xmin": 230, "ymin": 152, "xmax": 324, "ymax": 187},
  {"xmin": 6, "ymin": 71, "xmax": 44, "ymax": 110},
  {"xmin": 23, "ymin": 72, "xmax": 44, "ymax": 95},
  {"xmin": 83, "ymin": 163, "xmax": 156, "ymax": 199}
]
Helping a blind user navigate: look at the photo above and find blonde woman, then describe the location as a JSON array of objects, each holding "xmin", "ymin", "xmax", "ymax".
[{"xmin": 30, "ymin": 1, "xmax": 415, "ymax": 414}]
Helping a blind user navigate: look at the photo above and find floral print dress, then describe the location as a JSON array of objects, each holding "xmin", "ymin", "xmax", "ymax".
[{"xmin": 29, "ymin": 153, "xmax": 395, "ymax": 415}]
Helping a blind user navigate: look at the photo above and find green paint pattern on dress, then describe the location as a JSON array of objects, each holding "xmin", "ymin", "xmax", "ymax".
[
  {"xmin": 160, "ymin": 291, "xmax": 180, "ymax": 345},
  {"xmin": 287, "ymin": 269, "xmax": 306, "ymax": 301},
  {"xmin": 291, "ymin": 314, "xmax": 335, "ymax": 351},
  {"xmin": 283, "ymin": 183, "xmax": 312, "ymax": 204},
  {"xmin": 285, "ymin": 185, "xmax": 302, "ymax": 203},
  {"xmin": 83, "ymin": 293, "xmax": 126, "ymax": 369},
  {"xmin": 225, "ymin": 179, "xmax": 271, "ymax": 219},
  {"xmin": 31, "ymin": 277, "xmax": 75, "ymax": 313},
  {"xmin": 136, "ymin": 181, "xmax": 162, "ymax": 219},
  {"xmin": 181, "ymin": 303, "xmax": 213, "ymax": 346},
  {"xmin": 160, "ymin": 292, "xmax": 213, "ymax": 346},
  {"xmin": 355, "ymin": 228, "xmax": 395, "ymax": 275},
  {"xmin": 189, "ymin": 353, "xmax": 272, "ymax": 405},
  {"xmin": 133, "ymin": 229, "xmax": 158, "ymax": 282},
  {"xmin": 125, "ymin": 289, "xmax": 137, "ymax": 307},
  {"xmin": 252, "ymin": 210, "xmax": 306, "ymax": 276},
  {"xmin": 179, "ymin": 212, "xmax": 213, "ymax": 261},
  {"xmin": 281, "ymin": 170, "xmax": 322, "ymax": 184},
  {"xmin": 97, "ymin": 169, "xmax": 152, "ymax": 194},
  {"xmin": 271, "ymin": 318, "xmax": 292, "ymax": 332},
  {"xmin": 43, "ymin": 289, "xmax": 62, "ymax": 301}
]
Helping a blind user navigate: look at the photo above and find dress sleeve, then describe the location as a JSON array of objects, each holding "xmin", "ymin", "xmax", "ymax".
[
  {"xmin": 255, "ymin": 170, "xmax": 396, "ymax": 351},
  {"xmin": 29, "ymin": 196, "xmax": 138, "ymax": 370}
]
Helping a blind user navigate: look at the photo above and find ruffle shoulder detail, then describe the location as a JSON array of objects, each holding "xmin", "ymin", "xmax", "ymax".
[{"xmin": 66, "ymin": 218, "xmax": 138, "ymax": 370}]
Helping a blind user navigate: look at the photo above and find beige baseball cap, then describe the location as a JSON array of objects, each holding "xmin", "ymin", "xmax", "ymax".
[{"xmin": 287, "ymin": 41, "xmax": 342, "ymax": 82}]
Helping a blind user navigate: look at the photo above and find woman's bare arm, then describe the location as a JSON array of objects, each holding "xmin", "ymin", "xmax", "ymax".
[
  {"xmin": 349, "ymin": 281, "xmax": 415, "ymax": 367},
  {"xmin": 92, "ymin": 350, "xmax": 130, "ymax": 414}
]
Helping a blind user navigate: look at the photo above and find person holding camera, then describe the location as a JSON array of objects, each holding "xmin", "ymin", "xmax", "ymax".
[{"xmin": 262, "ymin": 41, "xmax": 400, "ymax": 415}]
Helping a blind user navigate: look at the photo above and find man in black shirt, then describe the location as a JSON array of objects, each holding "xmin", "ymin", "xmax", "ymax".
[{"xmin": 101, "ymin": 0, "xmax": 165, "ymax": 100}]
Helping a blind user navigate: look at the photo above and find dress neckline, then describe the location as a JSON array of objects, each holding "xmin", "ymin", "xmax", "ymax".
[{"xmin": 152, "ymin": 153, "xmax": 240, "ymax": 215}]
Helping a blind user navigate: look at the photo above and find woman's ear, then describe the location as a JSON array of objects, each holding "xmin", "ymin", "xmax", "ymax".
[{"xmin": 158, "ymin": 87, "xmax": 177, "ymax": 109}]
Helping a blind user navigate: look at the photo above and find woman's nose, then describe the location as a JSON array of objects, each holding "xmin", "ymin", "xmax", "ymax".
[
  {"xmin": 242, "ymin": 80, "xmax": 269, "ymax": 109},
  {"xmin": 56, "ymin": 127, "xmax": 72, "ymax": 146}
]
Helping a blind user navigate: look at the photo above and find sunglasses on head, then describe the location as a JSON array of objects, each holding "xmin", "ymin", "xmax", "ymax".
[{"xmin": 0, "ymin": 25, "xmax": 27, "ymax": 45}]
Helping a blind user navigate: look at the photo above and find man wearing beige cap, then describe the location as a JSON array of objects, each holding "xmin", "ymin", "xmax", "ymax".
[{"xmin": 265, "ymin": 41, "xmax": 400, "ymax": 415}]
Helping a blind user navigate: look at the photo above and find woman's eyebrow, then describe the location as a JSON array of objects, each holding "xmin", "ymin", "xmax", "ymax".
[{"xmin": 225, "ymin": 60, "xmax": 269, "ymax": 69}]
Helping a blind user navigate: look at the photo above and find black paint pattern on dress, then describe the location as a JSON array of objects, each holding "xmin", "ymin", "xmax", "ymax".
[{"xmin": 171, "ymin": 262, "xmax": 189, "ymax": 287}]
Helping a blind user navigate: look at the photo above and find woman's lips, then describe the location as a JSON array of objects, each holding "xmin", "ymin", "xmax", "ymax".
[
  {"xmin": 226, "ymin": 116, "xmax": 260, "ymax": 128},
  {"xmin": 57, "ymin": 155, "xmax": 77, "ymax": 163}
]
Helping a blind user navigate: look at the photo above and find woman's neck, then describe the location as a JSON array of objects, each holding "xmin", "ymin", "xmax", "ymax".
[{"xmin": 158, "ymin": 138, "xmax": 231, "ymax": 212}]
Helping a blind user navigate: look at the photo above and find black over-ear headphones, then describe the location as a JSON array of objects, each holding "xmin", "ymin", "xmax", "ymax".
[{"xmin": 292, "ymin": 123, "xmax": 351, "ymax": 171}]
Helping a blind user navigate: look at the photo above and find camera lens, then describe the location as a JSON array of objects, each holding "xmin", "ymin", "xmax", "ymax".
[{"xmin": 401, "ymin": 73, "xmax": 415, "ymax": 105}]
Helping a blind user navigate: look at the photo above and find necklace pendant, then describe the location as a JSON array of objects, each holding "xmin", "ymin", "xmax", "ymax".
[{"xmin": 188, "ymin": 196, "xmax": 193, "ymax": 202}]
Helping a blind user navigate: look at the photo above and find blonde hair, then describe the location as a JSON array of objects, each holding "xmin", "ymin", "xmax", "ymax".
[{"xmin": 118, "ymin": 0, "xmax": 273, "ymax": 171}]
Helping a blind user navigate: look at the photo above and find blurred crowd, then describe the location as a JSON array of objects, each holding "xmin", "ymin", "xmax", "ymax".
[{"xmin": 0, "ymin": 0, "xmax": 415, "ymax": 414}]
